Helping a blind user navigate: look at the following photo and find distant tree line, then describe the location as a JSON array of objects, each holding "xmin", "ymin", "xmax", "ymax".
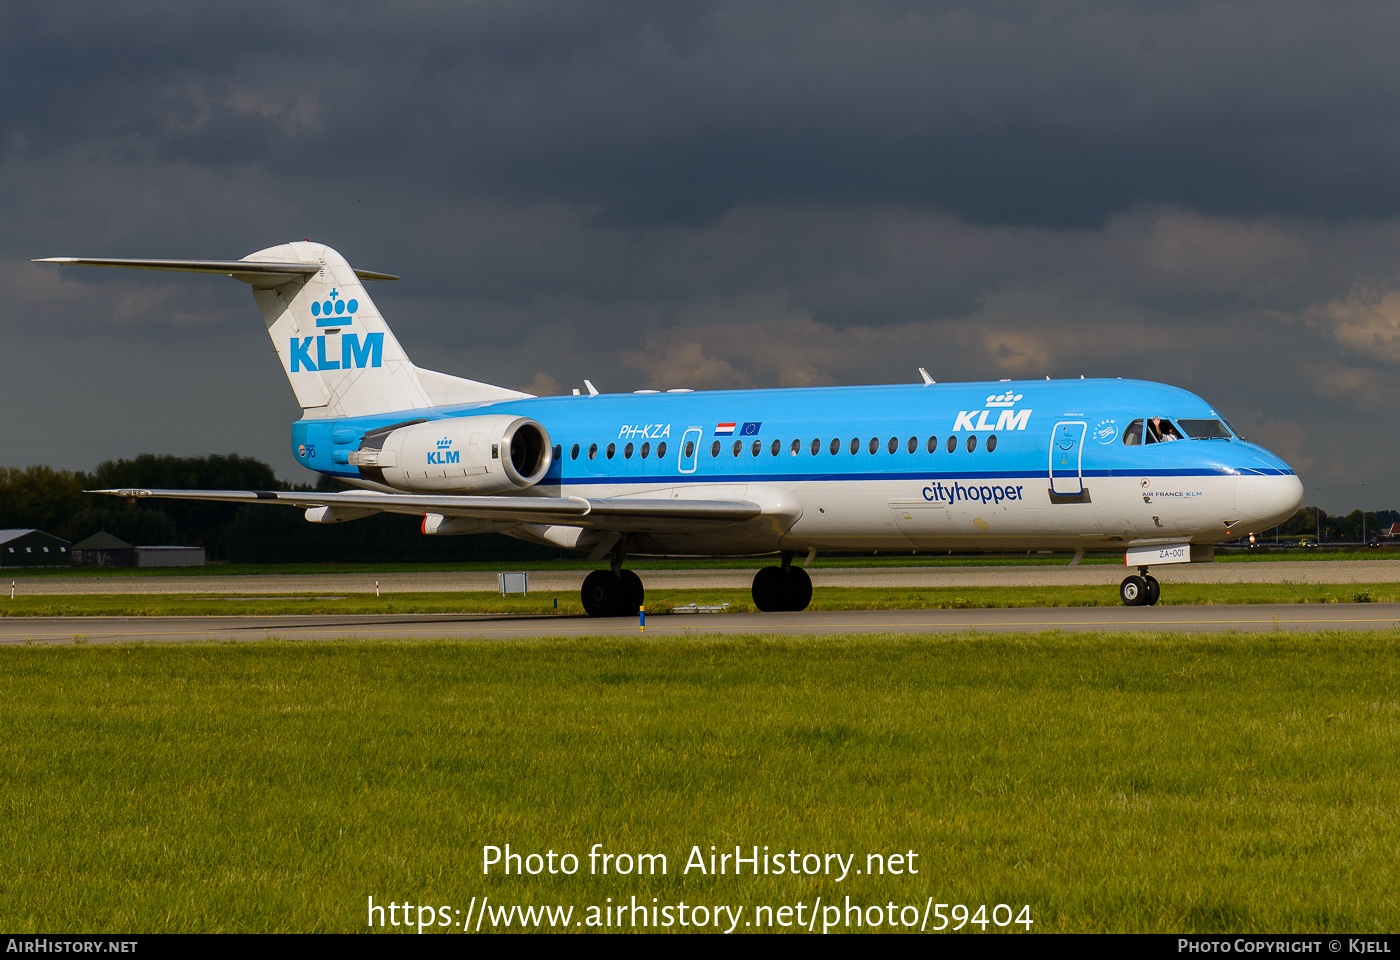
[
  {"xmin": 1268, "ymin": 506, "xmax": 1398, "ymax": 542},
  {"xmin": 0, "ymin": 454, "xmax": 560, "ymax": 562}
]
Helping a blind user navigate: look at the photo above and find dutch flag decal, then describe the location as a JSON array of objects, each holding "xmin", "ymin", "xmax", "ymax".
[{"xmin": 714, "ymin": 423, "xmax": 736, "ymax": 436}]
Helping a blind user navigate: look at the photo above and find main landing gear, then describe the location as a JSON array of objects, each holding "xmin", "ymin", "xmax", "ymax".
[
  {"xmin": 580, "ymin": 541, "xmax": 644, "ymax": 617},
  {"xmin": 751, "ymin": 552, "xmax": 813, "ymax": 612},
  {"xmin": 1120, "ymin": 566, "xmax": 1160, "ymax": 606},
  {"xmin": 578, "ymin": 545, "xmax": 814, "ymax": 617}
]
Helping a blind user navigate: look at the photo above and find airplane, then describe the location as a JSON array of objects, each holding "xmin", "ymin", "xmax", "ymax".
[{"xmin": 37, "ymin": 241, "xmax": 1304, "ymax": 615}]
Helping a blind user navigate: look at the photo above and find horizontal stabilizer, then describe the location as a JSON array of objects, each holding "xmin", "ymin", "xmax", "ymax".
[
  {"xmin": 34, "ymin": 257, "xmax": 397, "ymax": 286},
  {"xmin": 93, "ymin": 488, "xmax": 762, "ymax": 533},
  {"xmin": 36, "ymin": 241, "xmax": 524, "ymax": 418}
]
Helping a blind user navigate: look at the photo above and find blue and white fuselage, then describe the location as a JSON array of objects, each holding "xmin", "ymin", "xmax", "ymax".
[
  {"xmin": 294, "ymin": 377, "xmax": 1300, "ymax": 557},
  {"xmin": 38, "ymin": 240, "xmax": 1304, "ymax": 613}
]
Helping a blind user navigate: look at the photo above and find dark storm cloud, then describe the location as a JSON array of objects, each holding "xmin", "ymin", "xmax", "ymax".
[
  {"xmin": 2, "ymin": 1, "xmax": 1400, "ymax": 509},
  {"xmin": 8, "ymin": 1, "xmax": 1400, "ymax": 227}
]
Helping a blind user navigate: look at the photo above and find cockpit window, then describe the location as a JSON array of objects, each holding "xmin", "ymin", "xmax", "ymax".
[
  {"xmin": 1147, "ymin": 417, "xmax": 1182, "ymax": 442},
  {"xmin": 1124, "ymin": 416, "xmax": 1232, "ymax": 445},
  {"xmin": 1177, "ymin": 419, "xmax": 1232, "ymax": 439}
]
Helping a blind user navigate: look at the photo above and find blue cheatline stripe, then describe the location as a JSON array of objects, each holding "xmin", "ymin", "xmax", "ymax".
[{"xmin": 541, "ymin": 467, "xmax": 1286, "ymax": 486}]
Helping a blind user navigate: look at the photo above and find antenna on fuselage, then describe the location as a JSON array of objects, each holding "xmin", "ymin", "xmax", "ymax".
[
  {"xmin": 583, "ymin": 380, "xmax": 599, "ymax": 397},
  {"xmin": 918, "ymin": 367, "xmax": 935, "ymax": 385}
]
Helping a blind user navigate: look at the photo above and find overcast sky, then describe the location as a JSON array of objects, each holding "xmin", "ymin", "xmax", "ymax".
[{"xmin": 4, "ymin": 1, "xmax": 1400, "ymax": 511}]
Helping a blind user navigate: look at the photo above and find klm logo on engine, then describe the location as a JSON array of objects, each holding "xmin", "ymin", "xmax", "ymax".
[
  {"xmin": 953, "ymin": 392, "xmax": 1032, "ymax": 432},
  {"xmin": 427, "ymin": 437, "xmax": 460, "ymax": 465},
  {"xmin": 289, "ymin": 332, "xmax": 384, "ymax": 372}
]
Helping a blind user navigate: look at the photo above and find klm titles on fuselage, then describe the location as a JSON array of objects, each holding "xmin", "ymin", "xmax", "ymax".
[{"xmin": 953, "ymin": 393, "xmax": 1032, "ymax": 432}]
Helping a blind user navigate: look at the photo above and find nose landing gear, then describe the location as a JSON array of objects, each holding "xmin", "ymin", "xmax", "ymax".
[
  {"xmin": 752, "ymin": 552, "xmax": 814, "ymax": 612},
  {"xmin": 1120, "ymin": 567, "xmax": 1160, "ymax": 606}
]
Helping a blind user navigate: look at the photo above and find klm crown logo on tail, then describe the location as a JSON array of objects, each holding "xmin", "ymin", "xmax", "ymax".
[
  {"xmin": 311, "ymin": 288, "xmax": 358, "ymax": 327},
  {"xmin": 292, "ymin": 285, "xmax": 383, "ymax": 372}
]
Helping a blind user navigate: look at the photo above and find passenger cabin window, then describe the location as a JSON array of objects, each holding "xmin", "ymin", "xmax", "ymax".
[
  {"xmin": 640, "ymin": 441, "xmax": 650, "ymax": 458},
  {"xmin": 624, "ymin": 442, "xmax": 633, "ymax": 459},
  {"xmin": 712, "ymin": 441, "xmax": 721, "ymax": 457},
  {"xmin": 657, "ymin": 441, "xmax": 666, "ymax": 459},
  {"xmin": 945, "ymin": 436, "xmax": 957, "ymax": 453}
]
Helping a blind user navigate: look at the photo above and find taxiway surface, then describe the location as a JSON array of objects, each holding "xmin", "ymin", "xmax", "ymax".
[
  {"xmin": 7, "ymin": 559, "xmax": 1400, "ymax": 595},
  {"xmin": 5, "ymin": 603, "xmax": 1400, "ymax": 644}
]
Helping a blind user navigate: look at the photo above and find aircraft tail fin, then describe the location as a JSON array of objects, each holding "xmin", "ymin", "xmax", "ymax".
[{"xmin": 37, "ymin": 241, "xmax": 529, "ymax": 418}]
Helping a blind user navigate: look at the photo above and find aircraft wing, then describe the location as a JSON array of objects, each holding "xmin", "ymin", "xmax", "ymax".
[
  {"xmin": 93, "ymin": 488, "xmax": 762, "ymax": 533},
  {"xmin": 34, "ymin": 257, "xmax": 398, "ymax": 286}
]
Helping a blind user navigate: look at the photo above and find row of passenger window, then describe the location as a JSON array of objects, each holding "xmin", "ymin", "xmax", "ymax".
[
  {"xmin": 565, "ymin": 441, "xmax": 671, "ymax": 461},
  {"xmin": 561, "ymin": 434, "xmax": 1000, "ymax": 462},
  {"xmin": 710, "ymin": 435, "xmax": 999, "ymax": 457}
]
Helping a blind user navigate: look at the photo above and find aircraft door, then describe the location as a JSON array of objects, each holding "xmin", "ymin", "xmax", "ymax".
[
  {"xmin": 678, "ymin": 427, "xmax": 703, "ymax": 474},
  {"xmin": 1049, "ymin": 421, "xmax": 1087, "ymax": 495}
]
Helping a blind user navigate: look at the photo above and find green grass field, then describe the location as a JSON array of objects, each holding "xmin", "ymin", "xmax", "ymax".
[
  {"xmin": 3, "ymin": 581, "xmax": 1400, "ymax": 618},
  {"xmin": 2, "ymin": 632, "xmax": 1398, "ymax": 933}
]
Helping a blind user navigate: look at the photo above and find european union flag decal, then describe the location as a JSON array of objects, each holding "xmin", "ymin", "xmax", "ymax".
[{"xmin": 740, "ymin": 422, "xmax": 762, "ymax": 436}]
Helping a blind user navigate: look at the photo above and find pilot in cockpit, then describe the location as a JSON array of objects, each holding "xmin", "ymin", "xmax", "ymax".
[{"xmin": 1149, "ymin": 416, "xmax": 1181, "ymax": 442}]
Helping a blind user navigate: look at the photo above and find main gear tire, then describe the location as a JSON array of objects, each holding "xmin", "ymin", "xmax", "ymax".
[
  {"xmin": 752, "ymin": 566, "xmax": 790, "ymax": 612},
  {"xmin": 619, "ymin": 569, "xmax": 645, "ymax": 614},
  {"xmin": 785, "ymin": 566, "xmax": 813, "ymax": 612},
  {"xmin": 582, "ymin": 570, "xmax": 624, "ymax": 617}
]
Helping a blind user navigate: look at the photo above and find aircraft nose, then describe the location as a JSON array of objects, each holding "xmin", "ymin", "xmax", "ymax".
[{"xmin": 1234, "ymin": 473, "xmax": 1304, "ymax": 531}]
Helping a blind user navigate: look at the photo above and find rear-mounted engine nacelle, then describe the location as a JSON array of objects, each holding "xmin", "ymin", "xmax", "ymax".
[{"xmin": 350, "ymin": 415, "xmax": 552, "ymax": 494}]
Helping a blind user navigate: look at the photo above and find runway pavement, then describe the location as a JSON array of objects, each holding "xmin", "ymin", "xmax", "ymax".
[
  {"xmin": 7, "ymin": 559, "xmax": 1400, "ymax": 595},
  {"xmin": 5, "ymin": 603, "xmax": 1400, "ymax": 644}
]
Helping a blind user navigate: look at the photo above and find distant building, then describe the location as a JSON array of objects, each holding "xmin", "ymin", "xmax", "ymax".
[
  {"xmin": 136, "ymin": 546, "xmax": 205, "ymax": 567},
  {"xmin": 1387, "ymin": 523, "xmax": 1400, "ymax": 539},
  {"xmin": 71, "ymin": 531, "xmax": 137, "ymax": 567},
  {"xmin": 0, "ymin": 529, "xmax": 71, "ymax": 567},
  {"xmin": 72, "ymin": 531, "xmax": 206, "ymax": 567}
]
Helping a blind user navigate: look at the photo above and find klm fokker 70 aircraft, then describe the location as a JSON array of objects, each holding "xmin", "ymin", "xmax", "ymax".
[{"xmin": 38, "ymin": 242, "xmax": 1303, "ymax": 615}]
